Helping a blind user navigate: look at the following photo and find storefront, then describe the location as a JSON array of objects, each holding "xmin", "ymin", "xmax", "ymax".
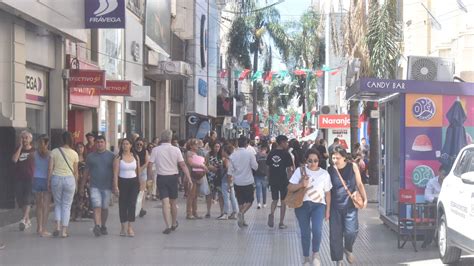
[
  {"xmin": 347, "ymin": 78, "xmax": 474, "ymax": 228},
  {"xmin": 25, "ymin": 66, "xmax": 49, "ymax": 138}
]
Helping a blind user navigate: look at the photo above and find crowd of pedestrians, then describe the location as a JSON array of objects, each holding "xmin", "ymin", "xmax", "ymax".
[{"xmin": 6, "ymin": 129, "xmax": 370, "ymax": 265}]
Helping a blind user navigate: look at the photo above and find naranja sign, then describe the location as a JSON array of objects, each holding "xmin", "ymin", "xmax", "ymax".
[{"xmin": 318, "ymin": 114, "xmax": 350, "ymax": 129}]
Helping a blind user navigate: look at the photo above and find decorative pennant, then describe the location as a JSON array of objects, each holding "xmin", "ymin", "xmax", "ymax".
[
  {"xmin": 265, "ymin": 71, "xmax": 275, "ymax": 82},
  {"xmin": 330, "ymin": 69, "xmax": 340, "ymax": 75},
  {"xmin": 284, "ymin": 115, "xmax": 290, "ymax": 124},
  {"xmin": 296, "ymin": 113, "xmax": 301, "ymax": 122},
  {"xmin": 278, "ymin": 70, "xmax": 289, "ymax": 79},
  {"xmin": 279, "ymin": 115, "xmax": 285, "ymax": 123},
  {"xmin": 294, "ymin": 69, "xmax": 306, "ymax": 76},
  {"xmin": 234, "ymin": 70, "xmax": 241, "ymax": 77},
  {"xmin": 290, "ymin": 115, "xmax": 295, "ymax": 123},
  {"xmin": 322, "ymin": 65, "xmax": 331, "ymax": 72},
  {"xmin": 251, "ymin": 70, "xmax": 263, "ymax": 81},
  {"xmin": 219, "ymin": 69, "xmax": 228, "ymax": 78},
  {"xmin": 315, "ymin": 70, "xmax": 324, "ymax": 77},
  {"xmin": 239, "ymin": 69, "xmax": 251, "ymax": 80},
  {"xmin": 306, "ymin": 112, "xmax": 311, "ymax": 121}
]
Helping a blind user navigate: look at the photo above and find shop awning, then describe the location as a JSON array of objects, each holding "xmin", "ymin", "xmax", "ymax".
[
  {"xmin": 346, "ymin": 78, "xmax": 474, "ymax": 102},
  {"xmin": 145, "ymin": 61, "xmax": 192, "ymax": 81}
]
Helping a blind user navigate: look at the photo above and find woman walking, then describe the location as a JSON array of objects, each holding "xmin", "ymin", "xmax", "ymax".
[
  {"xmin": 254, "ymin": 144, "xmax": 269, "ymax": 209},
  {"xmin": 113, "ymin": 138, "xmax": 140, "ymax": 237},
  {"xmin": 48, "ymin": 131, "xmax": 78, "ymax": 238},
  {"xmin": 328, "ymin": 147, "xmax": 367, "ymax": 265},
  {"xmin": 219, "ymin": 144, "xmax": 238, "ymax": 220},
  {"xmin": 205, "ymin": 142, "xmax": 224, "ymax": 218},
  {"xmin": 32, "ymin": 135, "xmax": 51, "ymax": 237},
  {"xmin": 71, "ymin": 142, "xmax": 91, "ymax": 221},
  {"xmin": 134, "ymin": 138, "xmax": 149, "ymax": 217},
  {"xmin": 185, "ymin": 139, "xmax": 208, "ymax": 219},
  {"xmin": 288, "ymin": 149, "xmax": 332, "ymax": 266}
]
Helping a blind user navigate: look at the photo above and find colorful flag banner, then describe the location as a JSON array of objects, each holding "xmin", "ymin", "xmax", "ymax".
[
  {"xmin": 239, "ymin": 69, "xmax": 251, "ymax": 80},
  {"xmin": 251, "ymin": 70, "xmax": 263, "ymax": 81}
]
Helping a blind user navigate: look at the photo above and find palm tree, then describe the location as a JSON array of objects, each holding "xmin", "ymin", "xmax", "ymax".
[
  {"xmin": 227, "ymin": 0, "xmax": 291, "ymax": 134},
  {"xmin": 335, "ymin": 0, "xmax": 401, "ymax": 184}
]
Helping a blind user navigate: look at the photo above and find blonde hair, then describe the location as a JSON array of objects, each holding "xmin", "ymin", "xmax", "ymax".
[
  {"xmin": 20, "ymin": 130, "xmax": 33, "ymax": 142},
  {"xmin": 186, "ymin": 138, "xmax": 199, "ymax": 151}
]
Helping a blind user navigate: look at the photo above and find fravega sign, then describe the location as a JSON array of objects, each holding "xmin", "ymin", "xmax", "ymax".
[{"xmin": 318, "ymin": 115, "xmax": 350, "ymax": 129}]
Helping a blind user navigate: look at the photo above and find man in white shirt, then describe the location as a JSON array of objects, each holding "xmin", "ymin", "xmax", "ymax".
[
  {"xmin": 422, "ymin": 167, "xmax": 446, "ymax": 248},
  {"xmin": 228, "ymin": 136, "xmax": 258, "ymax": 228},
  {"xmin": 424, "ymin": 168, "xmax": 446, "ymax": 203},
  {"xmin": 148, "ymin": 130, "xmax": 192, "ymax": 234}
]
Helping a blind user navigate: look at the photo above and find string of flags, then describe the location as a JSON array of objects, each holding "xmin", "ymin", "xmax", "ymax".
[
  {"xmin": 217, "ymin": 65, "xmax": 344, "ymax": 81},
  {"xmin": 261, "ymin": 111, "xmax": 317, "ymax": 125}
]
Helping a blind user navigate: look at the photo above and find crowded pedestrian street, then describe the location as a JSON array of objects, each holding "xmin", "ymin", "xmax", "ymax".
[{"xmin": 0, "ymin": 196, "xmax": 472, "ymax": 265}]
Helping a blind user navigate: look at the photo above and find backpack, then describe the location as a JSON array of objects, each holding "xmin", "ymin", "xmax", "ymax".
[{"xmin": 253, "ymin": 153, "xmax": 268, "ymax": 176}]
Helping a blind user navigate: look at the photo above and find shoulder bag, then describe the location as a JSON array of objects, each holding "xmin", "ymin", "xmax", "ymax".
[
  {"xmin": 285, "ymin": 166, "xmax": 309, "ymax": 208},
  {"xmin": 58, "ymin": 148, "xmax": 75, "ymax": 177},
  {"xmin": 334, "ymin": 164, "xmax": 364, "ymax": 209}
]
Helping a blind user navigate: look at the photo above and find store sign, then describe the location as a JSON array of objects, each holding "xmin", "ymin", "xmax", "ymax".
[
  {"xmin": 318, "ymin": 114, "xmax": 350, "ymax": 129},
  {"xmin": 25, "ymin": 68, "xmax": 47, "ymax": 103},
  {"xmin": 328, "ymin": 128, "xmax": 351, "ymax": 152},
  {"xmin": 126, "ymin": 85, "xmax": 150, "ymax": 101},
  {"xmin": 85, "ymin": 0, "xmax": 126, "ymax": 28},
  {"xmin": 68, "ymin": 69, "xmax": 106, "ymax": 88},
  {"xmin": 69, "ymin": 87, "xmax": 100, "ymax": 108},
  {"xmin": 101, "ymin": 80, "xmax": 131, "ymax": 96}
]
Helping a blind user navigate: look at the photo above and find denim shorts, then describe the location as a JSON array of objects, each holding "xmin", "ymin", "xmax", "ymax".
[
  {"xmin": 32, "ymin": 178, "xmax": 48, "ymax": 193},
  {"xmin": 90, "ymin": 187, "xmax": 112, "ymax": 209}
]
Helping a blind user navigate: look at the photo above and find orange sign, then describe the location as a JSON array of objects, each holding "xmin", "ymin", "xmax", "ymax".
[{"xmin": 318, "ymin": 114, "xmax": 350, "ymax": 129}]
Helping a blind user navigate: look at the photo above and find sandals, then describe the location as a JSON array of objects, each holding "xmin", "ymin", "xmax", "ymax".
[
  {"xmin": 120, "ymin": 231, "xmax": 126, "ymax": 237},
  {"xmin": 162, "ymin": 228, "xmax": 172, "ymax": 234},
  {"xmin": 171, "ymin": 221, "xmax": 179, "ymax": 231}
]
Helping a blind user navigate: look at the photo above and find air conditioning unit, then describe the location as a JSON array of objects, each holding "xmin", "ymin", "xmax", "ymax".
[
  {"xmin": 321, "ymin": 105, "xmax": 337, "ymax": 114},
  {"xmin": 407, "ymin": 56, "xmax": 454, "ymax": 82},
  {"xmin": 159, "ymin": 61, "xmax": 192, "ymax": 76}
]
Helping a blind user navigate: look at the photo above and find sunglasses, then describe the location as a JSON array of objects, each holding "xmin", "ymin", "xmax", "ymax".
[{"xmin": 307, "ymin": 159, "xmax": 319, "ymax": 164}]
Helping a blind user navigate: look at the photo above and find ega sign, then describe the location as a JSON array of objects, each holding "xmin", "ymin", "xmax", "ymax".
[{"xmin": 85, "ymin": 0, "xmax": 125, "ymax": 28}]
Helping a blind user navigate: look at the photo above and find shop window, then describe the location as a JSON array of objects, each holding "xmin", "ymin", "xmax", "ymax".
[{"xmin": 26, "ymin": 107, "xmax": 46, "ymax": 138}]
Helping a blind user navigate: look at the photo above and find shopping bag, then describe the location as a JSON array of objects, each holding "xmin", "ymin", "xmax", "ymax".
[
  {"xmin": 135, "ymin": 190, "xmax": 145, "ymax": 217},
  {"xmin": 199, "ymin": 177, "xmax": 210, "ymax": 196}
]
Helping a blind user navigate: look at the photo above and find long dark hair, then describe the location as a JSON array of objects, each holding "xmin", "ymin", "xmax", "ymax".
[
  {"xmin": 333, "ymin": 146, "xmax": 352, "ymax": 162},
  {"xmin": 209, "ymin": 141, "xmax": 222, "ymax": 158},
  {"xmin": 118, "ymin": 138, "xmax": 137, "ymax": 160}
]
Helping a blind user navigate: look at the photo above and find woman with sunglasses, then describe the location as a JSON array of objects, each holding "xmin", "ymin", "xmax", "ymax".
[
  {"xmin": 328, "ymin": 147, "xmax": 367, "ymax": 266},
  {"xmin": 288, "ymin": 149, "xmax": 332, "ymax": 266}
]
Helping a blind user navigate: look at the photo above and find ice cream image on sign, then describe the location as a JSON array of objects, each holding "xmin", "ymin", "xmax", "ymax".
[{"xmin": 412, "ymin": 134, "xmax": 433, "ymax": 151}]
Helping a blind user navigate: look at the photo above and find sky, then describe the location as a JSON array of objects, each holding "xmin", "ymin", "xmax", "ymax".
[{"xmin": 272, "ymin": 0, "xmax": 314, "ymax": 70}]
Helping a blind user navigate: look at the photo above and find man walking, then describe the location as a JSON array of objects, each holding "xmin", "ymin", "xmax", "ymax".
[
  {"xmin": 228, "ymin": 136, "xmax": 258, "ymax": 228},
  {"xmin": 84, "ymin": 135, "xmax": 115, "ymax": 236},
  {"xmin": 148, "ymin": 130, "xmax": 192, "ymax": 234},
  {"xmin": 327, "ymin": 138, "xmax": 341, "ymax": 165},
  {"xmin": 266, "ymin": 135, "xmax": 294, "ymax": 229}
]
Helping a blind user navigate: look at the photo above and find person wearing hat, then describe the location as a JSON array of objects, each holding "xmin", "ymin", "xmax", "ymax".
[{"xmin": 266, "ymin": 135, "xmax": 294, "ymax": 229}]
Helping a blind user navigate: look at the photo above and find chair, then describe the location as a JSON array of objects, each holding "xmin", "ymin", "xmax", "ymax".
[{"xmin": 397, "ymin": 189, "xmax": 437, "ymax": 252}]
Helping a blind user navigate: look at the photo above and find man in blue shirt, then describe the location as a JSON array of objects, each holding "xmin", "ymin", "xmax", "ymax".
[{"xmin": 85, "ymin": 135, "xmax": 115, "ymax": 237}]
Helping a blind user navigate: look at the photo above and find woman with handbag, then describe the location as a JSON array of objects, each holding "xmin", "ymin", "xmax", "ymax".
[
  {"xmin": 288, "ymin": 149, "xmax": 332, "ymax": 266},
  {"xmin": 205, "ymin": 142, "xmax": 224, "ymax": 218},
  {"xmin": 48, "ymin": 131, "xmax": 79, "ymax": 238},
  {"xmin": 327, "ymin": 147, "xmax": 367, "ymax": 265},
  {"xmin": 185, "ymin": 138, "xmax": 208, "ymax": 219}
]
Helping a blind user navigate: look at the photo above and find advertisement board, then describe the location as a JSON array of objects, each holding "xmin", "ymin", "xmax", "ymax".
[
  {"xmin": 318, "ymin": 114, "xmax": 350, "ymax": 129},
  {"xmin": 101, "ymin": 80, "xmax": 131, "ymax": 96},
  {"xmin": 68, "ymin": 70, "xmax": 106, "ymax": 88},
  {"xmin": 85, "ymin": 0, "xmax": 126, "ymax": 28},
  {"xmin": 328, "ymin": 128, "xmax": 351, "ymax": 151},
  {"xmin": 25, "ymin": 68, "xmax": 47, "ymax": 104}
]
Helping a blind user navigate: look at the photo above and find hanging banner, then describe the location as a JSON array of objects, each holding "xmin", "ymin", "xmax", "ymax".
[
  {"xmin": 101, "ymin": 80, "xmax": 131, "ymax": 96},
  {"xmin": 239, "ymin": 69, "xmax": 251, "ymax": 80},
  {"xmin": 318, "ymin": 114, "xmax": 350, "ymax": 129},
  {"xmin": 69, "ymin": 87, "xmax": 100, "ymax": 108},
  {"xmin": 68, "ymin": 69, "xmax": 106, "ymax": 88}
]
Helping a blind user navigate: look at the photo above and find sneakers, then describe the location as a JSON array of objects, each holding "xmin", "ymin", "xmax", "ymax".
[
  {"xmin": 312, "ymin": 252, "xmax": 321, "ymax": 266},
  {"xmin": 100, "ymin": 226, "xmax": 108, "ymax": 235},
  {"xmin": 278, "ymin": 223, "xmax": 287, "ymax": 229},
  {"xmin": 257, "ymin": 203, "xmax": 261, "ymax": 209},
  {"xmin": 344, "ymin": 249, "xmax": 355, "ymax": 264},
  {"xmin": 93, "ymin": 225, "xmax": 101, "ymax": 237},
  {"xmin": 228, "ymin": 213, "xmax": 237, "ymax": 220},
  {"xmin": 139, "ymin": 209, "xmax": 147, "ymax": 218},
  {"xmin": 19, "ymin": 219, "xmax": 25, "ymax": 231},
  {"xmin": 267, "ymin": 214, "xmax": 274, "ymax": 228},
  {"xmin": 336, "ymin": 261, "xmax": 344, "ymax": 266},
  {"xmin": 237, "ymin": 213, "xmax": 244, "ymax": 228},
  {"xmin": 302, "ymin": 257, "xmax": 311, "ymax": 266},
  {"xmin": 0, "ymin": 242, "xmax": 5, "ymax": 250},
  {"xmin": 171, "ymin": 221, "xmax": 179, "ymax": 231},
  {"xmin": 217, "ymin": 214, "xmax": 228, "ymax": 220},
  {"xmin": 205, "ymin": 213, "xmax": 211, "ymax": 218},
  {"xmin": 263, "ymin": 204, "xmax": 267, "ymax": 208}
]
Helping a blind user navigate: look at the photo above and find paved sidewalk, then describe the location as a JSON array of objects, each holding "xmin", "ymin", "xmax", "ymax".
[{"xmin": 0, "ymin": 193, "xmax": 472, "ymax": 265}]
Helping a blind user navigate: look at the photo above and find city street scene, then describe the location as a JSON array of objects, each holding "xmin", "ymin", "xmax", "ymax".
[{"xmin": 0, "ymin": 0, "xmax": 473, "ymax": 265}]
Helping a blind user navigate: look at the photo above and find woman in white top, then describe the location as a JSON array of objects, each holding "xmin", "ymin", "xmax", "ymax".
[
  {"xmin": 113, "ymin": 138, "xmax": 140, "ymax": 237},
  {"xmin": 288, "ymin": 149, "xmax": 332, "ymax": 266},
  {"xmin": 48, "ymin": 131, "xmax": 79, "ymax": 238}
]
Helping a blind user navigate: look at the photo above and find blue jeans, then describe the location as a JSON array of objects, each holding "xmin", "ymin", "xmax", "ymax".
[
  {"xmin": 51, "ymin": 175, "xmax": 76, "ymax": 227},
  {"xmin": 221, "ymin": 180, "xmax": 238, "ymax": 214},
  {"xmin": 254, "ymin": 175, "xmax": 267, "ymax": 205},
  {"xmin": 329, "ymin": 207, "xmax": 359, "ymax": 261},
  {"xmin": 295, "ymin": 201, "xmax": 326, "ymax": 257}
]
